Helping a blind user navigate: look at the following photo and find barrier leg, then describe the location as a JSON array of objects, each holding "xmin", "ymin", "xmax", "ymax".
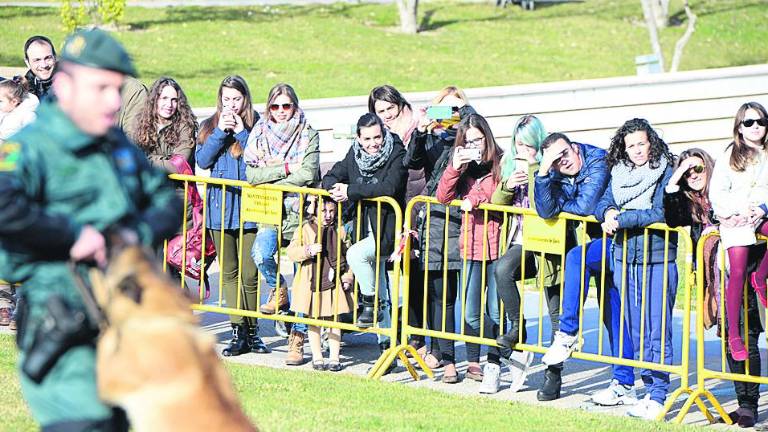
[
  {"xmin": 673, "ymin": 388, "xmax": 731, "ymax": 425},
  {"xmin": 367, "ymin": 348, "xmax": 397, "ymax": 379}
]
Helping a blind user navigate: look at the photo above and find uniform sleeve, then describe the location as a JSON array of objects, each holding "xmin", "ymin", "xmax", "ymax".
[{"xmin": 0, "ymin": 142, "xmax": 80, "ymax": 257}]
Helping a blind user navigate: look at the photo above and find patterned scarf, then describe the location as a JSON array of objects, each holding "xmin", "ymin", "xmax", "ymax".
[
  {"xmin": 353, "ymin": 129, "xmax": 394, "ymax": 178},
  {"xmin": 244, "ymin": 108, "xmax": 310, "ymax": 167},
  {"xmin": 610, "ymin": 157, "xmax": 668, "ymax": 210}
]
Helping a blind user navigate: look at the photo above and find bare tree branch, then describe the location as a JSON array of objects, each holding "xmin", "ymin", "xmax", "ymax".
[
  {"xmin": 640, "ymin": 0, "xmax": 665, "ymax": 71},
  {"xmin": 670, "ymin": 0, "xmax": 697, "ymax": 72}
]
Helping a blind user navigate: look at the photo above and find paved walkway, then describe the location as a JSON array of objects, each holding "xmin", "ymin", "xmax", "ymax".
[{"xmin": 0, "ymin": 0, "xmax": 392, "ymax": 7}]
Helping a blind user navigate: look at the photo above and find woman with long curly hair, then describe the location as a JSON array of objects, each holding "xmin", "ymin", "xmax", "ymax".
[
  {"xmin": 709, "ymin": 102, "xmax": 768, "ymax": 364},
  {"xmin": 132, "ymin": 77, "xmax": 197, "ymax": 172},
  {"xmin": 594, "ymin": 118, "xmax": 676, "ymax": 420}
]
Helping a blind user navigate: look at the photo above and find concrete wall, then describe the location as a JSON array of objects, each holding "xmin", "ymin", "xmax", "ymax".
[{"xmin": 195, "ymin": 64, "xmax": 768, "ymax": 164}]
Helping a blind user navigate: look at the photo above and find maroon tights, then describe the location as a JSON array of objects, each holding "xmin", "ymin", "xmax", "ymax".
[{"xmin": 726, "ymin": 222, "xmax": 768, "ymax": 342}]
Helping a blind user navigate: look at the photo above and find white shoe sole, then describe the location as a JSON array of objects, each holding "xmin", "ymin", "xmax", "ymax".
[
  {"xmin": 592, "ymin": 395, "xmax": 638, "ymax": 406},
  {"xmin": 541, "ymin": 341, "xmax": 579, "ymax": 366},
  {"xmin": 503, "ymin": 351, "xmax": 533, "ymax": 393}
]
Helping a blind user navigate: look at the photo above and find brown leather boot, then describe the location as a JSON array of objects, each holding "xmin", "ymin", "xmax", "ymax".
[
  {"xmin": 259, "ymin": 285, "xmax": 289, "ymax": 314},
  {"xmin": 285, "ymin": 330, "xmax": 305, "ymax": 366}
]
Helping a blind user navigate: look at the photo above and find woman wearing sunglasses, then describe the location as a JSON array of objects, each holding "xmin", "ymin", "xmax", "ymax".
[
  {"xmin": 709, "ymin": 102, "xmax": 768, "ymax": 366},
  {"xmin": 244, "ymin": 83, "xmax": 319, "ymax": 364}
]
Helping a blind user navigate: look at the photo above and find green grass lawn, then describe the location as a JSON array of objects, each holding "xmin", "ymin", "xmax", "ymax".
[
  {"xmin": 1, "ymin": 0, "xmax": 766, "ymax": 106},
  {"xmin": 0, "ymin": 334, "xmax": 703, "ymax": 431}
]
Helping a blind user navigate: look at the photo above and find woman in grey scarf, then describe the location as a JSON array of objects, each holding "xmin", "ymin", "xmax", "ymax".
[{"xmin": 594, "ymin": 118, "xmax": 676, "ymax": 421}]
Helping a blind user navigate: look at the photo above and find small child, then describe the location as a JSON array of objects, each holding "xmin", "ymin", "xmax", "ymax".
[
  {"xmin": 286, "ymin": 196, "xmax": 354, "ymax": 372},
  {"xmin": 0, "ymin": 79, "xmax": 38, "ymax": 144}
]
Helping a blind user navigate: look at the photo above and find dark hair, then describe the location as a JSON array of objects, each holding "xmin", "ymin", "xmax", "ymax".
[
  {"xmin": 676, "ymin": 148, "xmax": 714, "ymax": 224},
  {"xmin": 453, "ymin": 113, "xmax": 504, "ymax": 182},
  {"xmin": 541, "ymin": 132, "xmax": 572, "ymax": 150},
  {"xmin": 198, "ymin": 75, "xmax": 255, "ymax": 159},
  {"xmin": 356, "ymin": 112, "xmax": 385, "ymax": 136},
  {"xmin": 133, "ymin": 77, "xmax": 198, "ymax": 156},
  {"xmin": 728, "ymin": 102, "xmax": 768, "ymax": 172},
  {"xmin": 24, "ymin": 35, "xmax": 55, "ymax": 60},
  {"xmin": 0, "ymin": 79, "xmax": 27, "ymax": 104},
  {"xmin": 264, "ymin": 83, "xmax": 300, "ymax": 121},
  {"xmin": 367, "ymin": 85, "xmax": 411, "ymax": 115},
  {"xmin": 606, "ymin": 118, "xmax": 673, "ymax": 169}
]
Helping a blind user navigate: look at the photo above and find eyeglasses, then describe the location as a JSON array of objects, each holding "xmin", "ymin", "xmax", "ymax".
[
  {"xmin": 269, "ymin": 103, "xmax": 294, "ymax": 112},
  {"xmin": 465, "ymin": 136, "xmax": 485, "ymax": 147},
  {"xmin": 742, "ymin": 118, "xmax": 768, "ymax": 128},
  {"xmin": 684, "ymin": 165, "xmax": 705, "ymax": 177}
]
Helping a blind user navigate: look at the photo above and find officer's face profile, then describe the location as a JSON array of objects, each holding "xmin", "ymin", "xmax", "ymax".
[
  {"xmin": 53, "ymin": 62, "xmax": 124, "ymax": 136},
  {"xmin": 24, "ymin": 41, "xmax": 56, "ymax": 81}
]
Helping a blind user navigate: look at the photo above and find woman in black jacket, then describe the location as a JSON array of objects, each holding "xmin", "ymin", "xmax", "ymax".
[{"xmin": 322, "ymin": 113, "xmax": 408, "ymax": 357}]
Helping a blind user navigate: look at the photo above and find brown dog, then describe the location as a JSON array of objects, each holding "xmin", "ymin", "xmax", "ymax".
[{"xmin": 90, "ymin": 246, "xmax": 257, "ymax": 432}]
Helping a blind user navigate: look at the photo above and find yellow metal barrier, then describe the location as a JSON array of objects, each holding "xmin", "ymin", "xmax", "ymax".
[
  {"xmin": 683, "ymin": 231, "xmax": 767, "ymax": 424},
  {"xmin": 386, "ymin": 195, "xmax": 694, "ymax": 422},
  {"xmin": 166, "ymin": 174, "xmax": 413, "ymax": 379}
]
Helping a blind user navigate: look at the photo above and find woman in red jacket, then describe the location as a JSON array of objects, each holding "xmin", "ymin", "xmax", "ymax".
[{"xmin": 437, "ymin": 113, "xmax": 503, "ymax": 389}]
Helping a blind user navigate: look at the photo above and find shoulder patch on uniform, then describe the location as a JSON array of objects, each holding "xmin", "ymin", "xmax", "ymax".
[
  {"xmin": 0, "ymin": 142, "xmax": 21, "ymax": 172},
  {"xmin": 112, "ymin": 146, "xmax": 137, "ymax": 174}
]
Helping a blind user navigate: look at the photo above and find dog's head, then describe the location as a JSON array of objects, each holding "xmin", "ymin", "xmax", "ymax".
[{"xmin": 90, "ymin": 246, "xmax": 196, "ymax": 326}]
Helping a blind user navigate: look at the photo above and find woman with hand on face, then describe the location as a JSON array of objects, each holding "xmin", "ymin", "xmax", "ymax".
[
  {"xmin": 322, "ymin": 113, "xmax": 408, "ymax": 364},
  {"xmin": 709, "ymin": 102, "xmax": 768, "ymax": 370},
  {"xmin": 594, "ymin": 118, "xmax": 676, "ymax": 421},
  {"xmin": 133, "ymin": 77, "xmax": 197, "ymax": 172},
  {"xmin": 436, "ymin": 113, "xmax": 504, "ymax": 391},
  {"xmin": 196, "ymin": 75, "xmax": 269, "ymax": 357}
]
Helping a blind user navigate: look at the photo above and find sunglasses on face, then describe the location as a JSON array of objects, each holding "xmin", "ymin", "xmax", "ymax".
[
  {"xmin": 742, "ymin": 118, "xmax": 768, "ymax": 128},
  {"xmin": 684, "ymin": 165, "xmax": 705, "ymax": 177},
  {"xmin": 269, "ymin": 103, "xmax": 294, "ymax": 112}
]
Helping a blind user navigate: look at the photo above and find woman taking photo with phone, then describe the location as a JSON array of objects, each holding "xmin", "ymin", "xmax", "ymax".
[
  {"xmin": 196, "ymin": 75, "xmax": 270, "ymax": 356},
  {"xmin": 437, "ymin": 113, "xmax": 504, "ymax": 391}
]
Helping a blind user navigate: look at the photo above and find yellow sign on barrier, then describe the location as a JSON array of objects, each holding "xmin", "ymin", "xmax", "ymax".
[
  {"xmin": 241, "ymin": 188, "xmax": 283, "ymax": 225},
  {"xmin": 522, "ymin": 214, "xmax": 567, "ymax": 255}
]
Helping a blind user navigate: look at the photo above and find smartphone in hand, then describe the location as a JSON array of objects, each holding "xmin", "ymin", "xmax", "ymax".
[{"xmin": 426, "ymin": 105, "xmax": 454, "ymax": 120}]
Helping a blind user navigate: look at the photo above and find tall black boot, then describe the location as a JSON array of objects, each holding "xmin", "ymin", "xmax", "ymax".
[
  {"xmin": 248, "ymin": 322, "xmax": 271, "ymax": 354},
  {"xmin": 537, "ymin": 364, "xmax": 562, "ymax": 401},
  {"xmin": 496, "ymin": 319, "xmax": 527, "ymax": 350},
  {"xmin": 222, "ymin": 323, "xmax": 250, "ymax": 357},
  {"xmin": 356, "ymin": 295, "xmax": 376, "ymax": 328}
]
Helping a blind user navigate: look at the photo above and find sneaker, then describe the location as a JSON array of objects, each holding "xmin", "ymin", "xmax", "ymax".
[
  {"xmin": 502, "ymin": 350, "xmax": 533, "ymax": 393},
  {"xmin": 541, "ymin": 331, "xmax": 578, "ymax": 366},
  {"xmin": 591, "ymin": 379, "xmax": 637, "ymax": 406},
  {"xmin": 627, "ymin": 395, "xmax": 664, "ymax": 420},
  {"xmin": 479, "ymin": 363, "xmax": 501, "ymax": 394}
]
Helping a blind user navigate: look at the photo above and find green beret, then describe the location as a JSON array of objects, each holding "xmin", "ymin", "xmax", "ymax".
[{"xmin": 61, "ymin": 28, "xmax": 137, "ymax": 77}]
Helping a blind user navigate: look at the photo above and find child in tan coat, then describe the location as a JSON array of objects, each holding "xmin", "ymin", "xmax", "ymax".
[{"xmin": 287, "ymin": 196, "xmax": 354, "ymax": 371}]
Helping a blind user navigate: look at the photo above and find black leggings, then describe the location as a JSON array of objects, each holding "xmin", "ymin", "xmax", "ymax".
[{"xmin": 427, "ymin": 269, "xmax": 459, "ymax": 364}]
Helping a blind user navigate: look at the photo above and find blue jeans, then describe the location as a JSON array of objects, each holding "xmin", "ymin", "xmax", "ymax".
[
  {"xmin": 250, "ymin": 226, "xmax": 285, "ymax": 290},
  {"xmin": 347, "ymin": 235, "xmax": 391, "ymax": 344},
  {"xmin": 559, "ymin": 238, "xmax": 634, "ymax": 386},
  {"xmin": 616, "ymin": 259, "xmax": 678, "ymax": 405},
  {"xmin": 462, "ymin": 260, "xmax": 500, "ymax": 364}
]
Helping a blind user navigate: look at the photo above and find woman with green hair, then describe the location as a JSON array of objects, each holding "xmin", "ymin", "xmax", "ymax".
[{"xmin": 481, "ymin": 114, "xmax": 547, "ymax": 394}]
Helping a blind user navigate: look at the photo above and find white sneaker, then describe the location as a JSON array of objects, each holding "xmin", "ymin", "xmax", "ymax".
[
  {"xmin": 627, "ymin": 395, "xmax": 664, "ymax": 420},
  {"xmin": 591, "ymin": 379, "xmax": 637, "ymax": 406},
  {"xmin": 479, "ymin": 363, "xmax": 501, "ymax": 394},
  {"xmin": 502, "ymin": 350, "xmax": 533, "ymax": 393},
  {"xmin": 541, "ymin": 331, "xmax": 578, "ymax": 366}
]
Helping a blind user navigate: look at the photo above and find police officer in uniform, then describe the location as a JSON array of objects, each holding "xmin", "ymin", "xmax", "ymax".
[{"xmin": 0, "ymin": 29, "xmax": 181, "ymax": 431}]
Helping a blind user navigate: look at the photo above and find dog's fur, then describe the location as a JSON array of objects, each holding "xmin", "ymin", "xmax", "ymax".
[{"xmin": 90, "ymin": 246, "xmax": 257, "ymax": 432}]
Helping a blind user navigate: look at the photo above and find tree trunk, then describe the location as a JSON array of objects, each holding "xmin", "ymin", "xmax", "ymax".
[
  {"xmin": 640, "ymin": 0, "xmax": 665, "ymax": 71},
  {"xmin": 650, "ymin": 0, "xmax": 669, "ymax": 28},
  {"xmin": 396, "ymin": 0, "xmax": 419, "ymax": 34},
  {"xmin": 670, "ymin": 0, "xmax": 697, "ymax": 72}
]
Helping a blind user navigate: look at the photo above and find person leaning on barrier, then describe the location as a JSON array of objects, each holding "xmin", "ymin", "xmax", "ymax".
[
  {"xmin": 322, "ymin": 113, "xmax": 407, "ymax": 364},
  {"xmin": 490, "ymin": 114, "xmax": 545, "ymax": 394},
  {"xmin": 196, "ymin": 75, "xmax": 271, "ymax": 357},
  {"xmin": 531, "ymin": 131, "xmax": 613, "ymax": 402},
  {"xmin": 436, "ymin": 113, "xmax": 505, "ymax": 393},
  {"xmin": 244, "ymin": 82, "xmax": 320, "ymax": 366},
  {"xmin": 402, "ymin": 87, "xmax": 476, "ymax": 383},
  {"xmin": 19, "ymin": 35, "xmax": 57, "ymax": 101},
  {"xmin": 0, "ymin": 28, "xmax": 182, "ymax": 431},
  {"xmin": 131, "ymin": 77, "xmax": 197, "ymax": 173},
  {"xmin": 537, "ymin": 130, "xmax": 636, "ymax": 406},
  {"xmin": 594, "ymin": 118, "xmax": 677, "ymax": 421}
]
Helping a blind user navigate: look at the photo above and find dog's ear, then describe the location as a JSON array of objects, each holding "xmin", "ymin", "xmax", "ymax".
[
  {"xmin": 118, "ymin": 274, "xmax": 143, "ymax": 305},
  {"xmin": 89, "ymin": 268, "xmax": 111, "ymax": 309}
]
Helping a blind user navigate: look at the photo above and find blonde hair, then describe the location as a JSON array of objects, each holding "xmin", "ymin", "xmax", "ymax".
[{"xmin": 431, "ymin": 85, "xmax": 468, "ymax": 105}]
